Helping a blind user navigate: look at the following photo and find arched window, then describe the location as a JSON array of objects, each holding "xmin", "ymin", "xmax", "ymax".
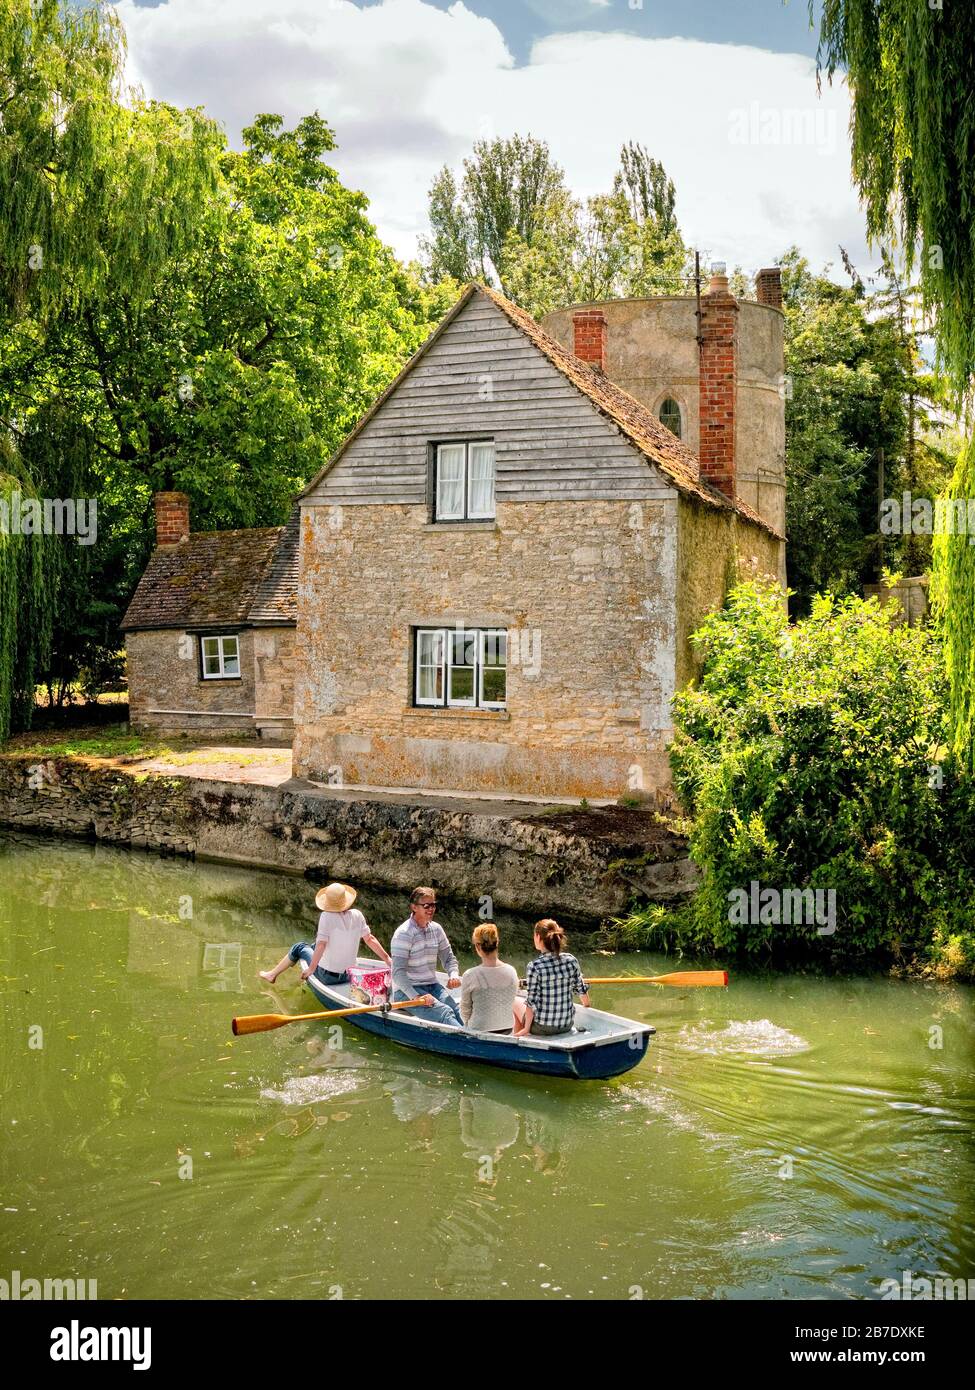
[{"xmin": 658, "ymin": 397, "xmax": 682, "ymax": 439}]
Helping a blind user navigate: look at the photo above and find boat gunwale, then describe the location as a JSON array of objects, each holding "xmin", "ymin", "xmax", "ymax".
[{"xmin": 305, "ymin": 967, "xmax": 654, "ymax": 1053}]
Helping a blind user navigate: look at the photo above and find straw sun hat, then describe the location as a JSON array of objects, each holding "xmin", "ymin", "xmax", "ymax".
[{"xmin": 315, "ymin": 882, "xmax": 357, "ymax": 912}]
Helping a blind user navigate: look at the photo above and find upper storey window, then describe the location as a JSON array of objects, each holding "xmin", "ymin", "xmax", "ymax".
[
  {"xmin": 434, "ymin": 441, "xmax": 495, "ymax": 521},
  {"xmin": 658, "ymin": 398, "xmax": 682, "ymax": 439}
]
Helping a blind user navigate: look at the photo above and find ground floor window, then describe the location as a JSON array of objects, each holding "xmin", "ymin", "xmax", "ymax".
[
  {"xmin": 200, "ymin": 634, "xmax": 240, "ymax": 679},
  {"xmin": 414, "ymin": 628, "xmax": 506, "ymax": 709}
]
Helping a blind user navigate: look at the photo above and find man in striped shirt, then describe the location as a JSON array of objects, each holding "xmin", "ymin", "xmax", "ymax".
[{"xmin": 390, "ymin": 887, "xmax": 463, "ymax": 1027}]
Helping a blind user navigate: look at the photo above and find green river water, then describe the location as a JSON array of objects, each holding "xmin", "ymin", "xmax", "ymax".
[{"xmin": 1, "ymin": 830, "xmax": 972, "ymax": 1301}]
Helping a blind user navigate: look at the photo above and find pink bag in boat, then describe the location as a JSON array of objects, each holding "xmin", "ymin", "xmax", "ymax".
[{"xmin": 348, "ymin": 963, "xmax": 390, "ymax": 1005}]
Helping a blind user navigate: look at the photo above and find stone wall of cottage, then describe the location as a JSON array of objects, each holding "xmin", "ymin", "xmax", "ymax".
[
  {"xmin": 253, "ymin": 628, "xmax": 296, "ymax": 738},
  {"xmin": 674, "ymin": 501, "xmax": 782, "ymax": 690},
  {"xmin": 127, "ymin": 629, "xmax": 258, "ymax": 734},
  {"xmin": 293, "ymin": 497, "xmax": 682, "ymax": 798}
]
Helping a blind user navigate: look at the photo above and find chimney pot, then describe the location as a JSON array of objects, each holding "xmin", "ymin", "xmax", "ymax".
[
  {"xmin": 573, "ymin": 308, "xmax": 607, "ymax": 372},
  {"xmin": 154, "ymin": 491, "xmax": 190, "ymax": 547}
]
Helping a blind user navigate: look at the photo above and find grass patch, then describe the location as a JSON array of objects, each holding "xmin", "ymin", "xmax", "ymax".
[{"xmin": 1, "ymin": 723, "xmax": 174, "ymax": 761}]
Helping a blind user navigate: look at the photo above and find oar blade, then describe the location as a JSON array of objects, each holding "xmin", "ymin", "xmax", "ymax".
[
  {"xmin": 232, "ymin": 1013, "xmax": 291, "ymax": 1036},
  {"xmin": 653, "ymin": 970, "xmax": 728, "ymax": 988}
]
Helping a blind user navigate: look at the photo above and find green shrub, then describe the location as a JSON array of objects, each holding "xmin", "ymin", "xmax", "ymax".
[{"xmin": 650, "ymin": 578, "xmax": 975, "ymax": 977}]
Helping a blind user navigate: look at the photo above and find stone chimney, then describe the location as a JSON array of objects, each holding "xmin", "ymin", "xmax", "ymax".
[
  {"xmin": 154, "ymin": 491, "xmax": 190, "ymax": 546},
  {"xmin": 573, "ymin": 309, "xmax": 607, "ymax": 372},
  {"xmin": 698, "ymin": 267, "xmax": 739, "ymax": 501},
  {"xmin": 755, "ymin": 266, "xmax": 783, "ymax": 310}
]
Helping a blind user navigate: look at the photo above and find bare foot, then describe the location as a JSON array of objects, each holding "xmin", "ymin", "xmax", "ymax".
[{"xmin": 258, "ymin": 969, "xmax": 278, "ymax": 983}]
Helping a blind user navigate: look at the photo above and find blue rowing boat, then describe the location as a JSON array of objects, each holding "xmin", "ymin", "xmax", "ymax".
[{"xmin": 303, "ymin": 963, "xmax": 654, "ymax": 1081}]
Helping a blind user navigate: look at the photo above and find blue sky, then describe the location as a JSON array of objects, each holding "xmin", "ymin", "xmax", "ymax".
[
  {"xmin": 118, "ymin": 1, "xmax": 867, "ymax": 278},
  {"xmin": 414, "ymin": 0, "xmax": 821, "ymax": 62},
  {"xmin": 131, "ymin": 0, "xmax": 822, "ymax": 61}
]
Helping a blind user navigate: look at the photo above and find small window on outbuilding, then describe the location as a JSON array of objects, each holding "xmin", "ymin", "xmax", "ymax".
[
  {"xmin": 658, "ymin": 398, "xmax": 682, "ymax": 439},
  {"xmin": 200, "ymin": 634, "xmax": 240, "ymax": 679}
]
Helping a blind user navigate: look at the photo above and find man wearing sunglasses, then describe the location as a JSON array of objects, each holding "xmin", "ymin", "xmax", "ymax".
[{"xmin": 390, "ymin": 887, "xmax": 464, "ymax": 1027}]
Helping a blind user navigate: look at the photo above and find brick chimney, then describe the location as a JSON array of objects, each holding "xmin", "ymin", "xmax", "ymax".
[
  {"xmin": 154, "ymin": 491, "xmax": 190, "ymax": 546},
  {"xmin": 573, "ymin": 309, "xmax": 607, "ymax": 372},
  {"xmin": 698, "ymin": 268, "xmax": 739, "ymax": 501},
  {"xmin": 755, "ymin": 266, "xmax": 783, "ymax": 310}
]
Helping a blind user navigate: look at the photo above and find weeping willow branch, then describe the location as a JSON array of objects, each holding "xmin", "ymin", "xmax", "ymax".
[
  {"xmin": 814, "ymin": 0, "xmax": 975, "ymax": 403},
  {"xmin": 0, "ymin": 458, "xmax": 54, "ymax": 743},
  {"xmin": 0, "ymin": 0, "xmax": 225, "ymax": 331},
  {"xmin": 930, "ymin": 438, "xmax": 975, "ymax": 771}
]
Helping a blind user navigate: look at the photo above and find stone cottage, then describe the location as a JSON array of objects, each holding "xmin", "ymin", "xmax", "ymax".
[
  {"xmin": 291, "ymin": 270, "xmax": 786, "ymax": 799},
  {"xmin": 122, "ymin": 495, "xmax": 299, "ymax": 740}
]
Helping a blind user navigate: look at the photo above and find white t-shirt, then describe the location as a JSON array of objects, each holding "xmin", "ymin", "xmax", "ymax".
[{"xmin": 315, "ymin": 908, "xmax": 369, "ymax": 973}]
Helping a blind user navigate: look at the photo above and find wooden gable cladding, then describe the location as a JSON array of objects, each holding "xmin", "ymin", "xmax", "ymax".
[{"xmin": 302, "ymin": 293, "xmax": 677, "ymax": 507}]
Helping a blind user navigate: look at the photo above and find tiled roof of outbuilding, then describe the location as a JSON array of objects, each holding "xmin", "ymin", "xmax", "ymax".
[
  {"xmin": 248, "ymin": 506, "xmax": 300, "ymax": 624},
  {"xmin": 121, "ymin": 513, "xmax": 299, "ymax": 632}
]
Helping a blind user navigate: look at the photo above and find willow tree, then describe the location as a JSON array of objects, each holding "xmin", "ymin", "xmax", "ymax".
[
  {"xmin": 0, "ymin": 0, "xmax": 224, "ymax": 327},
  {"xmin": 0, "ymin": 455, "xmax": 53, "ymax": 743},
  {"xmin": 814, "ymin": 1, "xmax": 975, "ymax": 400},
  {"xmin": 0, "ymin": 0, "xmax": 224, "ymax": 739},
  {"xmin": 815, "ymin": 4, "xmax": 975, "ymax": 764}
]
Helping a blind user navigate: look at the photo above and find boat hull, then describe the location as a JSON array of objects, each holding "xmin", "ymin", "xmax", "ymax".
[{"xmin": 303, "ymin": 972, "xmax": 653, "ymax": 1081}]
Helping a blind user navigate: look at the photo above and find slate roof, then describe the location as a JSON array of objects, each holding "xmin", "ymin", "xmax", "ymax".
[
  {"xmin": 121, "ymin": 508, "xmax": 300, "ymax": 632},
  {"xmin": 300, "ymin": 282, "xmax": 784, "ymax": 540}
]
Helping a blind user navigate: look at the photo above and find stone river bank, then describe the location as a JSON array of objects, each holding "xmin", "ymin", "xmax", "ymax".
[{"xmin": 0, "ymin": 753, "xmax": 697, "ymax": 922}]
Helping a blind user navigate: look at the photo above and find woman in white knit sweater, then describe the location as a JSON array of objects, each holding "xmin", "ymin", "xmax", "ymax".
[{"xmin": 460, "ymin": 923, "xmax": 519, "ymax": 1034}]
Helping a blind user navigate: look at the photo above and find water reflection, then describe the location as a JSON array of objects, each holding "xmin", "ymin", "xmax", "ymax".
[{"xmin": 202, "ymin": 942, "xmax": 242, "ymax": 992}]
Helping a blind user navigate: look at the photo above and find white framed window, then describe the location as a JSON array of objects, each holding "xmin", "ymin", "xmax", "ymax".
[
  {"xmin": 414, "ymin": 627, "xmax": 507, "ymax": 709},
  {"xmin": 200, "ymin": 634, "xmax": 240, "ymax": 679},
  {"xmin": 434, "ymin": 441, "xmax": 495, "ymax": 521},
  {"xmin": 415, "ymin": 629, "xmax": 445, "ymax": 705},
  {"xmin": 479, "ymin": 629, "xmax": 507, "ymax": 708}
]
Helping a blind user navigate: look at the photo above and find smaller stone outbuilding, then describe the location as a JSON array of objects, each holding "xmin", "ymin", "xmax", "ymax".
[{"xmin": 121, "ymin": 495, "xmax": 298, "ymax": 740}]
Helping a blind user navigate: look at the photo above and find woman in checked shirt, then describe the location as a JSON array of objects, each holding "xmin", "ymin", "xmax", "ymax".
[{"xmin": 513, "ymin": 918, "xmax": 590, "ymax": 1037}]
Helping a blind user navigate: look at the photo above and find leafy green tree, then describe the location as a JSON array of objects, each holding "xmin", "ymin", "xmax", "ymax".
[
  {"xmin": 780, "ymin": 247, "xmax": 946, "ymax": 611},
  {"xmin": 814, "ymin": 0, "xmax": 975, "ymax": 400},
  {"xmin": 421, "ymin": 134, "xmax": 574, "ymax": 295},
  {"xmin": 614, "ymin": 141, "xmax": 678, "ymax": 237},
  {"xmin": 429, "ymin": 138, "xmax": 689, "ymax": 318}
]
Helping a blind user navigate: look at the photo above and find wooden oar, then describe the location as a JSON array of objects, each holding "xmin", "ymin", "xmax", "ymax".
[
  {"xmin": 585, "ymin": 971, "xmax": 728, "ymax": 988},
  {"xmin": 232, "ymin": 996, "xmax": 431, "ymax": 1037}
]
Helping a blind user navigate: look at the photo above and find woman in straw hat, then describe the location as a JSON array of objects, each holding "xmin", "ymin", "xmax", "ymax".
[{"xmin": 258, "ymin": 882, "xmax": 391, "ymax": 987}]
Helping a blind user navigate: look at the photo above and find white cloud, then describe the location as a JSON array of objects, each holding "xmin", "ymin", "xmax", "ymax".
[{"xmin": 116, "ymin": 0, "xmax": 867, "ymax": 274}]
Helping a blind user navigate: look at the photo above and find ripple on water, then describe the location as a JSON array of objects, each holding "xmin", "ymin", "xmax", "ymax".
[
  {"xmin": 675, "ymin": 1018, "xmax": 810, "ymax": 1057},
  {"xmin": 260, "ymin": 1073, "xmax": 361, "ymax": 1106}
]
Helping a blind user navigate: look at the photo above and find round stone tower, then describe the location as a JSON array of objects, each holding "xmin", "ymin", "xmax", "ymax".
[{"xmin": 540, "ymin": 271, "xmax": 786, "ymax": 539}]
